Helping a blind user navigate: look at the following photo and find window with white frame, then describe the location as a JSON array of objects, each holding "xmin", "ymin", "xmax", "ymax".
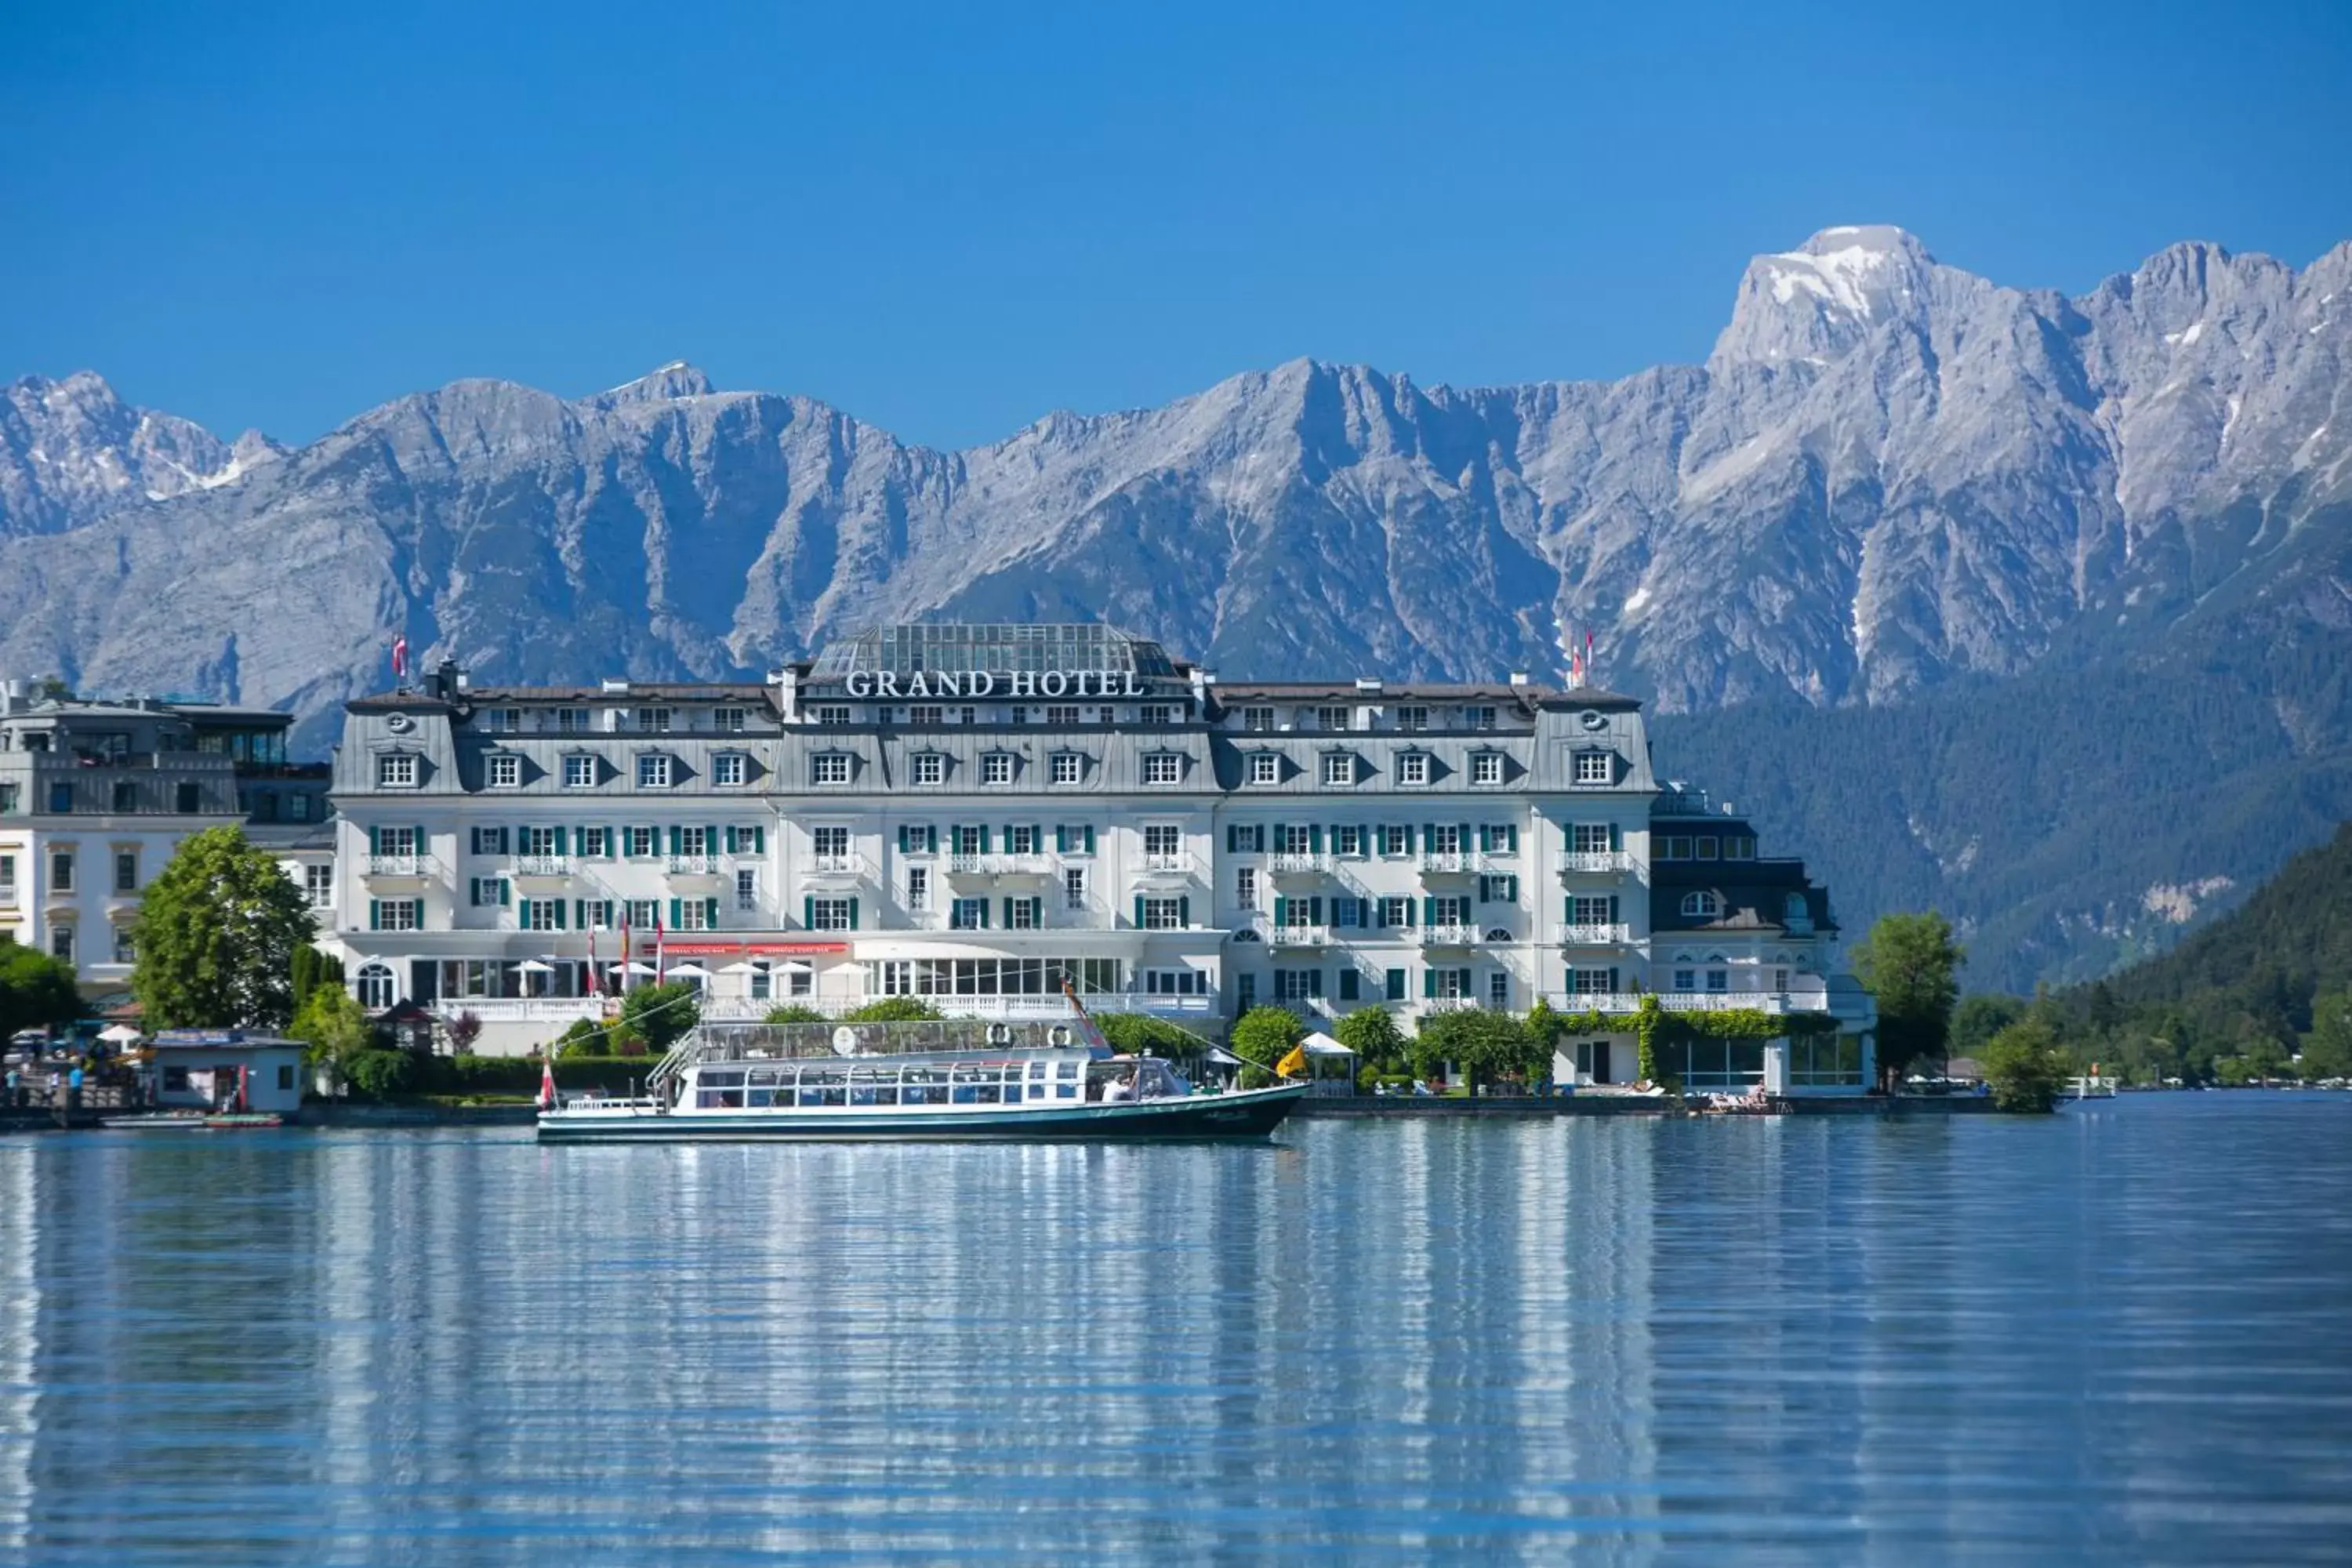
[
  {"xmin": 579, "ymin": 899, "xmax": 614, "ymax": 929},
  {"xmin": 981, "ymin": 753, "xmax": 1014, "ymax": 785},
  {"xmin": 1242, "ymin": 706, "xmax": 1276, "ymax": 731},
  {"xmin": 1673, "ymin": 967, "xmax": 1696, "ymax": 989},
  {"xmin": 714, "ymin": 706, "xmax": 747, "ymax": 732},
  {"xmin": 909, "ymin": 706, "xmax": 944, "ymax": 725},
  {"xmin": 810, "ymin": 898, "xmax": 854, "ymax": 931},
  {"xmin": 1464, "ymin": 706, "xmax": 1497, "ymax": 731},
  {"xmin": 815, "ymin": 706, "xmax": 851, "ymax": 725},
  {"xmin": 1316, "ymin": 706, "xmax": 1351, "ymax": 731},
  {"xmin": 624, "ymin": 826, "xmax": 657, "ymax": 858},
  {"xmin": 1248, "ymin": 753, "xmax": 1279, "ymax": 785},
  {"xmin": 1050, "ymin": 752, "xmax": 1083, "ymax": 784},
  {"xmin": 1320, "ymin": 753, "xmax": 1356, "ymax": 786},
  {"xmin": 376, "ymin": 899, "xmax": 422, "ymax": 932},
  {"xmin": 1044, "ymin": 705, "xmax": 1080, "ymax": 726},
  {"xmin": 906, "ymin": 866, "xmax": 931, "ymax": 911},
  {"xmin": 1006, "ymin": 898, "xmax": 1040, "ymax": 931},
  {"xmin": 1397, "ymin": 752, "xmax": 1429, "ymax": 786},
  {"xmin": 635, "ymin": 707, "xmax": 673, "ymax": 733},
  {"xmin": 487, "ymin": 753, "xmax": 521, "ymax": 787},
  {"xmin": 562, "ymin": 754, "xmax": 596, "ymax": 788},
  {"xmin": 1143, "ymin": 753, "xmax": 1181, "ymax": 785},
  {"xmin": 1488, "ymin": 971, "xmax": 1509, "ymax": 1009},
  {"xmin": 1395, "ymin": 706, "xmax": 1429, "ymax": 731},
  {"xmin": 521, "ymin": 899, "xmax": 559, "ymax": 932},
  {"xmin": 1681, "ymin": 890, "xmax": 1722, "ymax": 918},
  {"xmin": 1378, "ymin": 825, "xmax": 1411, "ymax": 857},
  {"xmin": 1236, "ymin": 866, "xmax": 1258, "ymax": 907},
  {"xmin": 713, "ymin": 753, "xmax": 748, "ymax": 786},
  {"xmin": 626, "ymin": 899, "xmax": 660, "ymax": 928},
  {"xmin": 949, "ymin": 897, "xmax": 989, "ymax": 930},
  {"xmin": 1380, "ymin": 895, "xmax": 1414, "ymax": 927},
  {"xmin": 1470, "ymin": 753, "xmax": 1503, "ymax": 785},
  {"xmin": 557, "ymin": 708, "xmax": 590, "ymax": 733},
  {"xmin": 1708, "ymin": 965, "xmax": 1730, "ymax": 993},
  {"xmin": 1144, "ymin": 968, "xmax": 1207, "ymax": 995},
  {"xmin": 303, "ymin": 864, "xmax": 333, "ymax": 907},
  {"xmin": 482, "ymin": 707, "xmax": 520, "ymax": 733},
  {"xmin": 1004, "ymin": 825, "xmax": 1038, "ymax": 855},
  {"xmin": 735, "ymin": 869, "xmax": 759, "ymax": 909},
  {"xmin": 1567, "ymin": 967, "xmax": 1614, "ymax": 995},
  {"xmin": 376, "ymin": 753, "xmax": 418, "ymax": 788},
  {"xmin": 1139, "ymin": 704, "xmax": 1176, "ymax": 724},
  {"xmin": 1573, "ymin": 750, "xmax": 1615, "ymax": 785},
  {"xmin": 910, "ymin": 753, "xmax": 944, "ymax": 785},
  {"xmin": 814, "ymin": 753, "xmax": 852, "ymax": 785},
  {"xmin": 1274, "ymin": 969, "xmax": 1321, "ymax": 1002},
  {"xmin": 1331, "ymin": 825, "xmax": 1363, "ymax": 857},
  {"xmin": 637, "ymin": 753, "xmax": 674, "ymax": 788},
  {"xmin": 1140, "ymin": 897, "xmax": 1184, "ymax": 930},
  {"xmin": 1063, "ymin": 866, "xmax": 1086, "ymax": 909}
]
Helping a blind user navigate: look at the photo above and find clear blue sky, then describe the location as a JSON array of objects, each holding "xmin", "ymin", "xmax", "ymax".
[{"xmin": 4, "ymin": 0, "xmax": 2347, "ymax": 450}]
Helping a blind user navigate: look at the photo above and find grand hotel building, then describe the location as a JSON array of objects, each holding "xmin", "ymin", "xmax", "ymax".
[{"xmin": 322, "ymin": 625, "xmax": 1876, "ymax": 1093}]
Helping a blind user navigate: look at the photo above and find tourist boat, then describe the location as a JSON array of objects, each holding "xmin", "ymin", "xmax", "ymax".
[{"xmin": 536, "ymin": 993, "xmax": 1304, "ymax": 1142}]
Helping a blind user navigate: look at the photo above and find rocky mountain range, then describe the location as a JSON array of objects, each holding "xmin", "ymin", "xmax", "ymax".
[{"xmin": 4, "ymin": 224, "xmax": 2349, "ymax": 989}]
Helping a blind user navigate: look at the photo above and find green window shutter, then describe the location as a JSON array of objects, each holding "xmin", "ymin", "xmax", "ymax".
[
  {"xmin": 1134, "ymin": 895, "xmax": 1145, "ymax": 929},
  {"xmin": 1507, "ymin": 875, "xmax": 1519, "ymax": 902},
  {"xmin": 750, "ymin": 826, "xmax": 764, "ymax": 854},
  {"xmin": 1055, "ymin": 824, "xmax": 1068, "ymax": 853},
  {"xmin": 899, "ymin": 825, "xmax": 912, "ymax": 854},
  {"xmin": 1178, "ymin": 895, "xmax": 1190, "ymax": 927},
  {"xmin": 1607, "ymin": 894, "xmax": 1619, "ymax": 924},
  {"xmin": 1403, "ymin": 823, "xmax": 1416, "ymax": 852},
  {"xmin": 1565, "ymin": 895, "xmax": 1576, "ymax": 923},
  {"xmin": 368, "ymin": 899, "xmax": 381, "ymax": 931},
  {"xmin": 1506, "ymin": 824, "xmax": 1519, "ymax": 853},
  {"xmin": 1610, "ymin": 966, "xmax": 1620, "ymax": 993},
  {"xmin": 1609, "ymin": 822, "xmax": 1622, "ymax": 851},
  {"xmin": 1308, "ymin": 896, "xmax": 1323, "ymax": 924},
  {"xmin": 1371, "ymin": 898, "xmax": 1386, "ymax": 929},
  {"xmin": 499, "ymin": 880, "xmax": 510, "ymax": 907},
  {"xmin": 705, "ymin": 897, "xmax": 718, "ymax": 927},
  {"xmin": 1423, "ymin": 896, "xmax": 1437, "ymax": 926},
  {"xmin": 979, "ymin": 824, "xmax": 992, "ymax": 852},
  {"xmin": 847, "ymin": 896, "xmax": 858, "ymax": 930},
  {"xmin": 1272, "ymin": 822, "xmax": 1287, "ymax": 852},
  {"xmin": 367, "ymin": 825, "xmax": 380, "ymax": 855},
  {"xmin": 706, "ymin": 825, "xmax": 718, "ymax": 857},
  {"xmin": 1458, "ymin": 822, "xmax": 1471, "ymax": 851},
  {"xmin": 416, "ymin": 826, "xmax": 427, "ymax": 858},
  {"xmin": 804, "ymin": 896, "xmax": 813, "ymax": 929},
  {"xmin": 1032, "ymin": 823, "xmax": 1043, "ymax": 853},
  {"xmin": 948, "ymin": 823, "xmax": 960, "ymax": 854},
  {"xmin": 555, "ymin": 900, "xmax": 568, "ymax": 931},
  {"xmin": 1226, "ymin": 825, "xmax": 1238, "ymax": 852},
  {"xmin": 1002, "ymin": 897, "xmax": 1014, "ymax": 927},
  {"xmin": 554, "ymin": 826, "xmax": 568, "ymax": 855},
  {"xmin": 574, "ymin": 898, "xmax": 585, "ymax": 927},
  {"xmin": 666, "ymin": 825, "xmax": 681, "ymax": 856},
  {"xmin": 517, "ymin": 898, "xmax": 532, "ymax": 927},
  {"xmin": 1422, "ymin": 823, "xmax": 1436, "ymax": 855},
  {"xmin": 1424, "ymin": 967, "xmax": 1437, "ymax": 998},
  {"xmin": 724, "ymin": 826, "xmax": 738, "ymax": 855},
  {"xmin": 669, "ymin": 897, "xmax": 682, "ymax": 927},
  {"xmin": 1083, "ymin": 826, "xmax": 1094, "ymax": 854},
  {"xmin": 1386, "ymin": 968, "xmax": 1405, "ymax": 1000},
  {"xmin": 1309, "ymin": 824, "xmax": 1323, "ymax": 853},
  {"xmin": 1274, "ymin": 895, "xmax": 1288, "ymax": 925}
]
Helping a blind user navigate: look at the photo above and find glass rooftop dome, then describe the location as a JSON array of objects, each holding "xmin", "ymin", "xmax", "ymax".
[{"xmin": 809, "ymin": 623, "xmax": 1180, "ymax": 679}]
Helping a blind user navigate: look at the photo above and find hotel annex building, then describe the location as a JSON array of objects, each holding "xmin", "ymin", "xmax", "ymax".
[{"xmin": 321, "ymin": 625, "xmax": 1876, "ymax": 1094}]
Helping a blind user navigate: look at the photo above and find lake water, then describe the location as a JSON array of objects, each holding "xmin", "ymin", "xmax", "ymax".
[{"xmin": 4, "ymin": 1094, "xmax": 2348, "ymax": 1563}]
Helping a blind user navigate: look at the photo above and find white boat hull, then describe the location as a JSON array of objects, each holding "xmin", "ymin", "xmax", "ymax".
[{"xmin": 537, "ymin": 1083, "xmax": 1305, "ymax": 1142}]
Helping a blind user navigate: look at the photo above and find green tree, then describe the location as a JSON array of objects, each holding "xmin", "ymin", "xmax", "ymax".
[
  {"xmin": 129, "ymin": 826, "xmax": 316, "ymax": 1031},
  {"xmin": 1229, "ymin": 1006, "xmax": 1303, "ymax": 1087},
  {"xmin": 761, "ymin": 1004, "xmax": 827, "ymax": 1024},
  {"xmin": 1980, "ymin": 1016, "xmax": 2074, "ymax": 1112},
  {"xmin": 291, "ymin": 985, "xmax": 376, "ymax": 1065},
  {"xmin": 1333, "ymin": 1006, "xmax": 1407, "ymax": 1072},
  {"xmin": 1949, "ymin": 993, "xmax": 2025, "ymax": 1059},
  {"xmin": 1094, "ymin": 1012, "xmax": 1207, "ymax": 1062},
  {"xmin": 291, "ymin": 946, "xmax": 346, "ymax": 1013},
  {"xmin": 2300, "ymin": 989, "xmax": 2352, "ymax": 1081},
  {"xmin": 554, "ymin": 1018, "xmax": 609, "ymax": 1058},
  {"xmin": 1853, "ymin": 912, "xmax": 1965, "ymax": 1089},
  {"xmin": 1414, "ymin": 1008, "xmax": 1538, "ymax": 1092},
  {"xmin": 620, "ymin": 980, "xmax": 701, "ymax": 1054},
  {"xmin": 842, "ymin": 997, "xmax": 943, "ymax": 1022},
  {"xmin": 0, "ymin": 938, "xmax": 84, "ymax": 1038}
]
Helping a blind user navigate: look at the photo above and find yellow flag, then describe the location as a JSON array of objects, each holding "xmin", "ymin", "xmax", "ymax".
[{"xmin": 1276, "ymin": 1044, "xmax": 1308, "ymax": 1079}]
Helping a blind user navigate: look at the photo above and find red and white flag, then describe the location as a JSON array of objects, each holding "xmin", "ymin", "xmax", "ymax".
[
  {"xmin": 619, "ymin": 915, "xmax": 631, "ymax": 993},
  {"xmin": 539, "ymin": 1046, "xmax": 557, "ymax": 1110},
  {"xmin": 390, "ymin": 634, "xmax": 409, "ymax": 680},
  {"xmin": 586, "ymin": 925, "xmax": 601, "ymax": 996},
  {"xmin": 654, "ymin": 911, "xmax": 666, "ymax": 983}
]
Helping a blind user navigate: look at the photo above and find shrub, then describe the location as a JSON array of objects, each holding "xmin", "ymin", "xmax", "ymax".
[
  {"xmin": 1334, "ymin": 1007, "xmax": 1406, "ymax": 1073},
  {"xmin": 762, "ymin": 1004, "xmax": 827, "ymax": 1024},
  {"xmin": 620, "ymin": 981, "xmax": 699, "ymax": 1052},
  {"xmin": 1229, "ymin": 1006, "xmax": 1303, "ymax": 1073},
  {"xmin": 1980, "ymin": 1016, "xmax": 2073, "ymax": 1112},
  {"xmin": 343, "ymin": 1048, "xmax": 418, "ymax": 1100},
  {"xmin": 1094, "ymin": 1012, "xmax": 1206, "ymax": 1061},
  {"xmin": 554, "ymin": 1018, "xmax": 608, "ymax": 1058},
  {"xmin": 843, "ymin": 997, "xmax": 943, "ymax": 1022}
]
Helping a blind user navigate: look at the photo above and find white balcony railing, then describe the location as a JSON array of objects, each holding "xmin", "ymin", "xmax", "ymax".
[
  {"xmin": 1419, "ymin": 923, "xmax": 1483, "ymax": 947},
  {"xmin": 1265, "ymin": 924, "xmax": 1332, "ymax": 949},
  {"xmin": 1548, "ymin": 992, "xmax": 1647, "ymax": 1014},
  {"xmin": 667, "ymin": 854, "xmax": 723, "ymax": 875},
  {"xmin": 365, "ymin": 854, "xmax": 429, "ymax": 877},
  {"xmin": 437, "ymin": 998, "xmax": 604, "ymax": 1024},
  {"xmin": 1138, "ymin": 851, "xmax": 1194, "ymax": 877},
  {"xmin": 1418, "ymin": 849, "xmax": 1478, "ymax": 874},
  {"xmin": 1557, "ymin": 923, "xmax": 1632, "ymax": 946},
  {"xmin": 948, "ymin": 853, "xmax": 1054, "ymax": 877},
  {"xmin": 1556, "ymin": 851, "xmax": 1634, "ymax": 875},
  {"xmin": 1269, "ymin": 851, "xmax": 1329, "ymax": 876},
  {"xmin": 806, "ymin": 851, "xmax": 866, "ymax": 881},
  {"xmin": 514, "ymin": 855, "xmax": 572, "ymax": 877}
]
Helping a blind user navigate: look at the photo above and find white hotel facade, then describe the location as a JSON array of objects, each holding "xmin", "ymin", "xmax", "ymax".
[{"xmin": 321, "ymin": 625, "xmax": 1875, "ymax": 1093}]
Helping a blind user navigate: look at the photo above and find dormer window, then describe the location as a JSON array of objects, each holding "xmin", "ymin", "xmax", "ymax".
[
  {"xmin": 909, "ymin": 752, "xmax": 945, "ymax": 786},
  {"xmin": 486, "ymin": 753, "xmax": 521, "ymax": 788},
  {"xmin": 981, "ymin": 753, "xmax": 1016, "ymax": 785},
  {"xmin": 715, "ymin": 706, "xmax": 747, "ymax": 732},
  {"xmin": 635, "ymin": 707, "xmax": 673, "ymax": 733},
  {"xmin": 1319, "ymin": 752, "xmax": 1356, "ymax": 786},
  {"xmin": 1396, "ymin": 751, "xmax": 1430, "ymax": 786},
  {"xmin": 376, "ymin": 753, "xmax": 419, "ymax": 789},
  {"xmin": 813, "ymin": 752, "xmax": 853, "ymax": 786},
  {"xmin": 562, "ymin": 753, "xmax": 597, "ymax": 789},
  {"xmin": 1463, "ymin": 706, "xmax": 1497, "ymax": 731},
  {"xmin": 1143, "ymin": 752, "xmax": 1183, "ymax": 785},
  {"xmin": 1050, "ymin": 751, "xmax": 1084, "ymax": 785},
  {"xmin": 1573, "ymin": 749, "xmax": 1616, "ymax": 786},
  {"xmin": 1316, "ymin": 706, "xmax": 1351, "ymax": 731},
  {"xmin": 1248, "ymin": 752, "xmax": 1279, "ymax": 786},
  {"xmin": 1469, "ymin": 752, "xmax": 1504, "ymax": 786},
  {"xmin": 637, "ymin": 753, "xmax": 675, "ymax": 788},
  {"xmin": 1681, "ymin": 890, "xmax": 1722, "ymax": 918},
  {"xmin": 713, "ymin": 753, "xmax": 749, "ymax": 786},
  {"xmin": 1395, "ymin": 706, "xmax": 1429, "ymax": 731},
  {"xmin": 1242, "ymin": 707, "xmax": 1276, "ymax": 732},
  {"xmin": 1784, "ymin": 892, "xmax": 1809, "ymax": 920}
]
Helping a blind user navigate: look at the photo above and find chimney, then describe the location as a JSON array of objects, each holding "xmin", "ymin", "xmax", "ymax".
[
  {"xmin": 432, "ymin": 659, "xmax": 462, "ymax": 701},
  {"xmin": 1354, "ymin": 677, "xmax": 1382, "ymax": 694},
  {"xmin": 1508, "ymin": 672, "xmax": 1530, "ymax": 687}
]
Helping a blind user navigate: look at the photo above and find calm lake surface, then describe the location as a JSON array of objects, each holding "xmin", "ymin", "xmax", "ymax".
[{"xmin": 4, "ymin": 1094, "xmax": 2349, "ymax": 1564}]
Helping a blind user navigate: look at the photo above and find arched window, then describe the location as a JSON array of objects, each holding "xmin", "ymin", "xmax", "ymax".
[
  {"xmin": 1680, "ymin": 891, "xmax": 1721, "ymax": 918},
  {"xmin": 1784, "ymin": 892, "xmax": 1809, "ymax": 920},
  {"xmin": 355, "ymin": 963, "xmax": 396, "ymax": 1011}
]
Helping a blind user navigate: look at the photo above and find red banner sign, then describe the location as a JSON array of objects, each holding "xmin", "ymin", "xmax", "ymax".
[{"xmin": 637, "ymin": 939, "xmax": 849, "ymax": 957}]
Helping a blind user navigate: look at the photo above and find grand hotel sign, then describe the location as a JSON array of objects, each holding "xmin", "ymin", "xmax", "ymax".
[{"xmin": 838, "ymin": 669, "xmax": 1151, "ymax": 699}]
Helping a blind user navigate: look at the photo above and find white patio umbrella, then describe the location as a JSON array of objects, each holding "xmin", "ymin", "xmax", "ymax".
[
  {"xmin": 622, "ymin": 961, "xmax": 659, "ymax": 976},
  {"xmin": 98, "ymin": 1023, "xmax": 143, "ymax": 1044},
  {"xmin": 517, "ymin": 959, "xmax": 556, "ymax": 973},
  {"xmin": 666, "ymin": 963, "xmax": 712, "ymax": 980},
  {"xmin": 718, "ymin": 960, "xmax": 757, "ymax": 974}
]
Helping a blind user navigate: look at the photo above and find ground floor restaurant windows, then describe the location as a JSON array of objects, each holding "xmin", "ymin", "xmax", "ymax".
[
  {"xmin": 869, "ymin": 957, "xmax": 1123, "ymax": 998},
  {"xmin": 1653, "ymin": 1035, "xmax": 1766, "ymax": 1091},
  {"xmin": 1786, "ymin": 1033, "xmax": 1865, "ymax": 1087}
]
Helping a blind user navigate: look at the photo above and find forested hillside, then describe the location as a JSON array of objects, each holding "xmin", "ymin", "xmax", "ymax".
[
  {"xmin": 1653, "ymin": 624, "xmax": 2352, "ymax": 994},
  {"xmin": 1950, "ymin": 822, "xmax": 2352, "ymax": 1084}
]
